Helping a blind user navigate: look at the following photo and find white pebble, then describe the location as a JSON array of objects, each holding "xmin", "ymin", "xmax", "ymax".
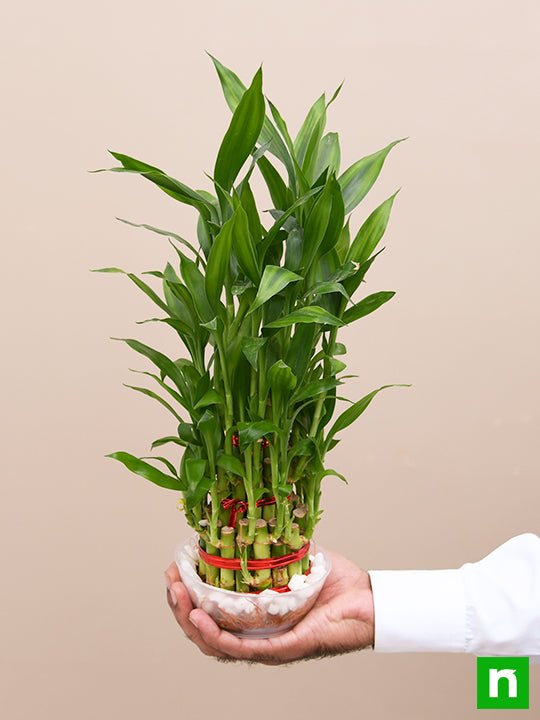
[
  {"xmin": 286, "ymin": 597, "xmax": 299, "ymax": 612},
  {"xmin": 236, "ymin": 598, "xmax": 255, "ymax": 614},
  {"xmin": 267, "ymin": 602, "xmax": 281, "ymax": 615},
  {"xmin": 288, "ymin": 574, "xmax": 307, "ymax": 591},
  {"xmin": 313, "ymin": 552, "xmax": 325, "ymax": 567}
]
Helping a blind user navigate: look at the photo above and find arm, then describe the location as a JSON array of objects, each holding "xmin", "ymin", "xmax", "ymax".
[
  {"xmin": 165, "ymin": 533, "xmax": 540, "ymax": 663},
  {"xmin": 369, "ymin": 533, "xmax": 540, "ymax": 655}
]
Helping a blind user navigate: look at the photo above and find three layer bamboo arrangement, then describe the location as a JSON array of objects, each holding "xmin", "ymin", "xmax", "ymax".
[{"xmin": 95, "ymin": 56, "xmax": 406, "ymax": 593}]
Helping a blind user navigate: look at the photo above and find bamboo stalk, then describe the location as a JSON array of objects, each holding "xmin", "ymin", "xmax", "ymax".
[
  {"xmin": 219, "ymin": 526, "xmax": 236, "ymax": 591},
  {"xmin": 235, "ymin": 520, "xmax": 250, "ymax": 592},
  {"xmin": 268, "ymin": 518, "xmax": 288, "ymax": 588},
  {"xmin": 205, "ymin": 539, "xmax": 220, "ymax": 587},
  {"xmin": 237, "ymin": 518, "xmax": 253, "ymax": 588},
  {"xmin": 285, "ymin": 522, "xmax": 303, "ymax": 578},
  {"xmin": 252, "ymin": 519, "xmax": 272, "ymax": 589}
]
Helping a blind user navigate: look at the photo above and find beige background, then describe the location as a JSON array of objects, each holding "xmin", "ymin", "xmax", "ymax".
[{"xmin": 1, "ymin": 1, "xmax": 539, "ymax": 718}]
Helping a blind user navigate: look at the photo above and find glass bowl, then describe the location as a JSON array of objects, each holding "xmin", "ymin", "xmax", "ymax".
[{"xmin": 175, "ymin": 535, "xmax": 332, "ymax": 638}]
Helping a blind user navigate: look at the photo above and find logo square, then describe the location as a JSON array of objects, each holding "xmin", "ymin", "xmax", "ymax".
[{"xmin": 477, "ymin": 657, "xmax": 529, "ymax": 709}]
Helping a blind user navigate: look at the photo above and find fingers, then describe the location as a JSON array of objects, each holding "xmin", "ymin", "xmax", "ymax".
[
  {"xmin": 164, "ymin": 562, "xmax": 180, "ymax": 587},
  {"xmin": 188, "ymin": 608, "xmax": 306, "ymax": 665},
  {"xmin": 164, "ymin": 568, "xmax": 229, "ymax": 660},
  {"xmin": 164, "ymin": 563, "xmax": 317, "ymax": 665}
]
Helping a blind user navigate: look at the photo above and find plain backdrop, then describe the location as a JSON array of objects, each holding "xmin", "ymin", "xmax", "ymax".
[{"xmin": 1, "ymin": 1, "xmax": 539, "ymax": 718}]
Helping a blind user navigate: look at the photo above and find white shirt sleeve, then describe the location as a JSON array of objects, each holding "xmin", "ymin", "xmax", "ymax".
[{"xmin": 368, "ymin": 533, "xmax": 540, "ymax": 656}]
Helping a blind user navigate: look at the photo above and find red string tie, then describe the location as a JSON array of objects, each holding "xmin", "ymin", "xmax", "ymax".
[
  {"xmin": 198, "ymin": 540, "xmax": 311, "ymax": 593},
  {"xmin": 221, "ymin": 495, "xmax": 280, "ymax": 527}
]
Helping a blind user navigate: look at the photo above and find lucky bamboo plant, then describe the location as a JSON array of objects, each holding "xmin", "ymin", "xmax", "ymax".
[{"xmin": 94, "ymin": 56, "xmax": 406, "ymax": 593}]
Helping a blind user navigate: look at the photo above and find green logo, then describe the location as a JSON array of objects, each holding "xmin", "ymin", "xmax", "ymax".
[{"xmin": 477, "ymin": 657, "xmax": 529, "ymax": 709}]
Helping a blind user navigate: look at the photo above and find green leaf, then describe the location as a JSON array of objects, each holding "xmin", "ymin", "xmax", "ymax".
[
  {"xmin": 151, "ymin": 436, "xmax": 186, "ymax": 450},
  {"xmin": 338, "ymin": 139, "xmax": 405, "ymax": 214},
  {"xmin": 200, "ymin": 316, "xmax": 218, "ymax": 331},
  {"xmin": 92, "ymin": 267, "xmax": 171, "ymax": 316},
  {"xmin": 265, "ymin": 305, "xmax": 344, "ymax": 328},
  {"xmin": 300, "ymin": 179, "xmax": 333, "ymax": 270},
  {"xmin": 314, "ymin": 132, "xmax": 341, "ymax": 179},
  {"xmin": 285, "ymin": 324, "xmax": 316, "ymax": 387},
  {"xmin": 113, "ymin": 338, "xmax": 187, "ymax": 395},
  {"xmin": 292, "ymin": 377, "xmax": 343, "ymax": 403},
  {"xmin": 335, "ymin": 219, "xmax": 350, "ymax": 263},
  {"xmin": 205, "ymin": 214, "xmax": 234, "ymax": 309},
  {"xmin": 115, "ymin": 217, "xmax": 202, "ymax": 261},
  {"xmin": 304, "ymin": 281, "xmax": 349, "ymax": 300},
  {"xmin": 237, "ymin": 421, "xmax": 279, "ymax": 451},
  {"xmin": 106, "ymin": 451, "xmax": 182, "ymax": 491},
  {"xmin": 239, "ymin": 182, "xmax": 263, "ymax": 245},
  {"xmin": 329, "ymin": 358, "xmax": 346, "ymax": 374},
  {"xmin": 320, "ymin": 468, "xmax": 348, "ymax": 484},
  {"xmin": 178, "ymin": 422, "xmax": 199, "ymax": 445},
  {"xmin": 343, "ymin": 291, "xmax": 395, "ymax": 324},
  {"xmin": 183, "ymin": 458, "xmax": 212, "ymax": 510},
  {"xmin": 214, "ymin": 67, "xmax": 265, "ymax": 192},
  {"xmin": 123, "ymin": 383, "xmax": 184, "ymax": 422},
  {"xmin": 259, "ymin": 186, "xmax": 323, "ymax": 256},
  {"xmin": 178, "ymin": 253, "xmax": 215, "ymax": 322},
  {"xmin": 257, "ymin": 155, "xmax": 288, "ymax": 210},
  {"xmin": 282, "ymin": 227, "xmax": 302, "ymax": 272},
  {"xmin": 319, "ymin": 176, "xmax": 345, "ymax": 257},
  {"xmin": 197, "ymin": 409, "xmax": 222, "ymax": 458},
  {"xmin": 268, "ymin": 360, "xmax": 297, "ymax": 393},
  {"xmin": 294, "ymin": 94, "xmax": 326, "ymax": 175},
  {"xmin": 241, "ymin": 336, "xmax": 267, "ymax": 370},
  {"xmin": 325, "ymin": 384, "xmax": 409, "ymax": 448},
  {"xmin": 342, "ymin": 248, "xmax": 384, "ymax": 297},
  {"xmin": 232, "ymin": 206, "xmax": 260, "ymax": 285},
  {"xmin": 216, "ymin": 453, "xmax": 245, "ymax": 477},
  {"xmin": 128, "ymin": 368, "xmax": 191, "ymax": 413},
  {"xmin": 140, "ymin": 455, "xmax": 178, "ymax": 477},
  {"xmin": 287, "ymin": 436, "xmax": 316, "ymax": 461},
  {"xmin": 347, "ymin": 191, "xmax": 399, "ymax": 264},
  {"xmin": 267, "ymin": 98, "xmax": 296, "ymax": 156},
  {"xmin": 209, "ymin": 54, "xmax": 295, "ymax": 182},
  {"xmin": 248, "ymin": 265, "xmax": 302, "ymax": 315},
  {"xmin": 193, "ymin": 388, "xmax": 223, "ymax": 409},
  {"xmin": 105, "ymin": 152, "xmax": 212, "ymax": 219}
]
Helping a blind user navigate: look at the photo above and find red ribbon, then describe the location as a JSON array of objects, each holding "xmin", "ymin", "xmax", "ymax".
[
  {"xmin": 198, "ymin": 542, "xmax": 311, "ymax": 594},
  {"xmin": 198, "ymin": 540, "xmax": 310, "ymax": 571},
  {"xmin": 221, "ymin": 495, "xmax": 280, "ymax": 527}
]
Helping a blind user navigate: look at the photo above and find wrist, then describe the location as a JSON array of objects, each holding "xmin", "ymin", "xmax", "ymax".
[
  {"xmin": 362, "ymin": 570, "xmax": 375, "ymax": 648},
  {"xmin": 351, "ymin": 569, "xmax": 375, "ymax": 650}
]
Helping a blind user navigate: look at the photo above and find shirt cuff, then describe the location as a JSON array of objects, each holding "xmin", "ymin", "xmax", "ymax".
[{"xmin": 368, "ymin": 568, "xmax": 467, "ymax": 653}]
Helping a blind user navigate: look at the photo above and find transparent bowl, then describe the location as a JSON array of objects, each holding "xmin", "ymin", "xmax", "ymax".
[{"xmin": 175, "ymin": 535, "xmax": 332, "ymax": 638}]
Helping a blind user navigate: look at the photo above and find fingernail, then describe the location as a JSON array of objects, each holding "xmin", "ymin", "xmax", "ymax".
[
  {"xmin": 189, "ymin": 612, "xmax": 199, "ymax": 629},
  {"xmin": 168, "ymin": 587, "xmax": 177, "ymax": 606}
]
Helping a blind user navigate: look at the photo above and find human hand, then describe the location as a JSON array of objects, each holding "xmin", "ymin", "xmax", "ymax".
[{"xmin": 164, "ymin": 549, "xmax": 374, "ymax": 665}]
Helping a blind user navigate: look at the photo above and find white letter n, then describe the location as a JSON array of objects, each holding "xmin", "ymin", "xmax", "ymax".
[{"xmin": 489, "ymin": 668, "xmax": 518, "ymax": 698}]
